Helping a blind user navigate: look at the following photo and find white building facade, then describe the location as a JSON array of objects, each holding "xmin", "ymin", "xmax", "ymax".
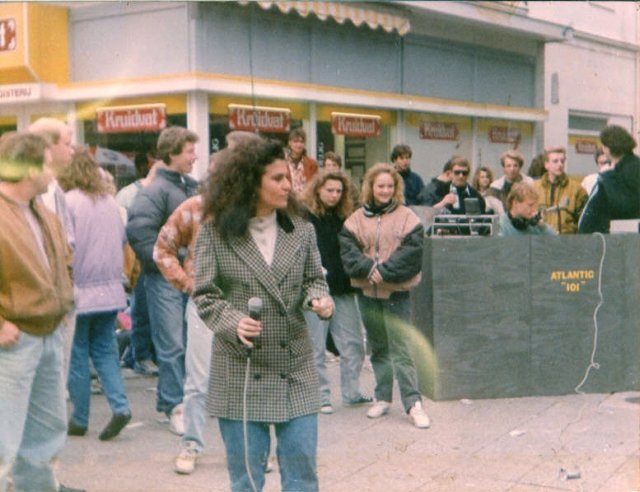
[{"xmin": 0, "ymin": 1, "xmax": 637, "ymax": 182}]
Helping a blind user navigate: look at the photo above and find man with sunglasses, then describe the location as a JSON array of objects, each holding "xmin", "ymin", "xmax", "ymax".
[{"xmin": 426, "ymin": 156, "xmax": 486, "ymax": 215}]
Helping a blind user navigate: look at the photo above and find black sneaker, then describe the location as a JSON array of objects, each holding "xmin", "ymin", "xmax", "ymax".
[
  {"xmin": 59, "ymin": 485, "xmax": 86, "ymax": 492},
  {"xmin": 99, "ymin": 413, "xmax": 132, "ymax": 441},
  {"xmin": 345, "ymin": 395, "xmax": 373, "ymax": 406},
  {"xmin": 67, "ymin": 420, "xmax": 87, "ymax": 437}
]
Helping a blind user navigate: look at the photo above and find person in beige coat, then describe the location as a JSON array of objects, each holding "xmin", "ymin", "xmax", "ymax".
[{"xmin": 340, "ymin": 163, "xmax": 431, "ymax": 429}]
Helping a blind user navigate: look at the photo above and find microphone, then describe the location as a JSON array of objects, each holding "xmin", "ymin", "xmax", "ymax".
[
  {"xmin": 544, "ymin": 197, "xmax": 570, "ymax": 213},
  {"xmin": 247, "ymin": 297, "xmax": 263, "ymax": 353}
]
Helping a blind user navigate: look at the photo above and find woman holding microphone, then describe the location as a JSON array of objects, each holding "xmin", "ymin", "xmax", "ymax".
[{"xmin": 193, "ymin": 138, "xmax": 332, "ymax": 492}]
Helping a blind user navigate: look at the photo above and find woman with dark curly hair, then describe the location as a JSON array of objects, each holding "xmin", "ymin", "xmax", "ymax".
[
  {"xmin": 579, "ymin": 125, "xmax": 640, "ymax": 233},
  {"xmin": 301, "ymin": 171, "xmax": 370, "ymax": 415},
  {"xmin": 193, "ymin": 139, "xmax": 333, "ymax": 492},
  {"xmin": 58, "ymin": 149, "xmax": 132, "ymax": 441}
]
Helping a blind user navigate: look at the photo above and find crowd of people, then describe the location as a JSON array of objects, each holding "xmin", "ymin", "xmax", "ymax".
[{"xmin": 1, "ymin": 120, "xmax": 639, "ymax": 492}]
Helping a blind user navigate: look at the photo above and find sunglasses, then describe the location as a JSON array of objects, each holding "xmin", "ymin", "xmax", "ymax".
[{"xmin": 453, "ymin": 169, "xmax": 469, "ymax": 176}]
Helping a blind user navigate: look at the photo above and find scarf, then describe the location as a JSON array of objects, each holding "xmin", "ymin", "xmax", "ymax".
[{"xmin": 363, "ymin": 199, "xmax": 398, "ymax": 217}]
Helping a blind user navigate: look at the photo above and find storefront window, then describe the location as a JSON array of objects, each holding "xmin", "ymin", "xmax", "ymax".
[
  {"xmin": 209, "ymin": 113, "xmax": 300, "ymax": 153},
  {"xmin": 82, "ymin": 114, "xmax": 187, "ymax": 189},
  {"xmin": 316, "ymin": 120, "xmax": 389, "ymax": 187}
]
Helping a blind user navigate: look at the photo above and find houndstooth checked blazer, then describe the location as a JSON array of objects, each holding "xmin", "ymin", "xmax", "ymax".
[{"xmin": 193, "ymin": 211, "xmax": 329, "ymax": 422}]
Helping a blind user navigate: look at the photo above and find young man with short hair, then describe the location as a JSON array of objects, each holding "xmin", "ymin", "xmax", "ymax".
[
  {"xmin": 429, "ymin": 157, "xmax": 485, "ymax": 215},
  {"xmin": 489, "ymin": 149, "xmax": 533, "ymax": 207},
  {"xmin": 499, "ymin": 182, "xmax": 556, "ymax": 236},
  {"xmin": 391, "ymin": 144, "xmax": 424, "ymax": 206},
  {"xmin": 533, "ymin": 147, "xmax": 587, "ymax": 234},
  {"xmin": 127, "ymin": 127, "xmax": 199, "ymax": 435},
  {"xmin": 581, "ymin": 147, "xmax": 612, "ymax": 196}
]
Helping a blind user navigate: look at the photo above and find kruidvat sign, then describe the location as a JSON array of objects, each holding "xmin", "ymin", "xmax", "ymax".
[
  {"xmin": 0, "ymin": 84, "xmax": 40, "ymax": 103},
  {"xmin": 575, "ymin": 140, "xmax": 598, "ymax": 154},
  {"xmin": 420, "ymin": 121, "xmax": 459, "ymax": 141},
  {"xmin": 0, "ymin": 18, "xmax": 17, "ymax": 52},
  {"xmin": 96, "ymin": 104, "xmax": 166, "ymax": 134},
  {"xmin": 331, "ymin": 112, "xmax": 381, "ymax": 138},
  {"xmin": 228, "ymin": 104, "xmax": 290, "ymax": 133},
  {"xmin": 489, "ymin": 126, "xmax": 521, "ymax": 144}
]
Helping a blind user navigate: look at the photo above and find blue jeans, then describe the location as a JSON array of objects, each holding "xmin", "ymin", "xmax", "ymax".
[
  {"xmin": 182, "ymin": 298, "xmax": 213, "ymax": 451},
  {"xmin": 130, "ymin": 272, "xmax": 155, "ymax": 362},
  {"xmin": 304, "ymin": 294, "xmax": 366, "ymax": 405},
  {"xmin": 358, "ymin": 292, "xmax": 421, "ymax": 412},
  {"xmin": 68, "ymin": 311, "xmax": 130, "ymax": 426},
  {"xmin": 0, "ymin": 325, "xmax": 66, "ymax": 492},
  {"xmin": 144, "ymin": 271, "xmax": 187, "ymax": 415},
  {"xmin": 218, "ymin": 414, "xmax": 318, "ymax": 492}
]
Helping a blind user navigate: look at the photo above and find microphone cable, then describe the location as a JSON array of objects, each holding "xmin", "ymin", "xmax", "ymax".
[
  {"xmin": 574, "ymin": 232, "xmax": 606, "ymax": 393},
  {"xmin": 243, "ymin": 348, "xmax": 259, "ymax": 492}
]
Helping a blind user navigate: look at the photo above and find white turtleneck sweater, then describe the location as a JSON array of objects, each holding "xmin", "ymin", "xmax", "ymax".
[{"xmin": 249, "ymin": 211, "xmax": 277, "ymax": 266}]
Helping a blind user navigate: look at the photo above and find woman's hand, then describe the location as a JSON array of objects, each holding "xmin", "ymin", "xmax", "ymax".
[
  {"xmin": 237, "ymin": 316, "xmax": 262, "ymax": 348},
  {"xmin": 369, "ymin": 267, "xmax": 383, "ymax": 285},
  {"xmin": 311, "ymin": 297, "xmax": 334, "ymax": 320},
  {"xmin": 0, "ymin": 320, "xmax": 20, "ymax": 348}
]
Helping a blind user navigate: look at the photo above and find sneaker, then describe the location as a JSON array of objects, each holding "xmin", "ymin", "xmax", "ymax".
[
  {"xmin": 169, "ymin": 404, "xmax": 185, "ymax": 436},
  {"xmin": 409, "ymin": 401, "xmax": 431, "ymax": 429},
  {"xmin": 345, "ymin": 395, "xmax": 373, "ymax": 406},
  {"xmin": 59, "ymin": 485, "xmax": 86, "ymax": 492},
  {"xmin": 99, "ymin": 412, "xmax": 132, "ymax": 441},
  {"xmin": 367, "ymin": 401, "xmax": 390, "ymax": 419},
  {"xmin": 320, "ymin": 403, "xmax": 334, "ymax": 414},
  {"xmin": 134, "ymin": 359, "xmax": 159, "ymax": 376},
  {"xmin": 90, "ymin": 379, "xmax": 103, "ymax": 395},
  {"xmin": 67, "ymin": 420, "xmax": 87, "ymax": 437},
  {"xmin": 174, "ymin": 441, "xmax": 200, "ymax": 475}
]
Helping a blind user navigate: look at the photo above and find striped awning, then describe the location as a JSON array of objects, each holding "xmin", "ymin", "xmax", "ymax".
[{"xmin": 240, "ymin": 1, "xmax": 411, "ymax": 36}]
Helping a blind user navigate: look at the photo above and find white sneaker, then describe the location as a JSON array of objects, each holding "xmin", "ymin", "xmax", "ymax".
[
  {"xmin": 169, "ymin": 404, "xmax": 185, "ymax": 436},
  {"xmin": 320, "ymin": 404, "xmax": 334, "ymax": 414},
  {"xmin": 409, "ymin": 401, "xmax": 431, "ymax": 429},
  {"xmin": 174, "ymin": 441, "xmax": 199, "ymax": 475},
  {"xmin": 367, "ymin": 401, "xmax": 390, "ymax": 419}
]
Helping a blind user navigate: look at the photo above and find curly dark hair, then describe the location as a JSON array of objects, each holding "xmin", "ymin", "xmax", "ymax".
[
  {"xmin": 600, "ymin": 125, "xmax": 637, "ymax": 157},
  {"xmin": 201, "ymin": 138, "xmax": 298, "ymax": 239}
]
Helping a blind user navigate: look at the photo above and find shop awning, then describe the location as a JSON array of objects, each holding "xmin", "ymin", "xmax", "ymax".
[{"xmin": 239, "ymin": 1, "xmax": 411, "ymax": 36}]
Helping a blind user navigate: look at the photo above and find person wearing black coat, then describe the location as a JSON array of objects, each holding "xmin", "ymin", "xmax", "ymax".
[
  {"xmin": 579, "ymin": 125, "xmax": 640, "ymax": 233},
  {"xmin": 125, "ymin": 127, "xmax": 199, "ymax": 433},
  {"xmin": 301, "ymin": 170, "xmax": 371, "ymax": 415}
]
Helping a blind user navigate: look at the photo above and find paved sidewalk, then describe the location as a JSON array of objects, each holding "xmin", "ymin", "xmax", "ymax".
[{"xmin": 58, "ymin": 359, "xmax": 639, "ymax": 491}]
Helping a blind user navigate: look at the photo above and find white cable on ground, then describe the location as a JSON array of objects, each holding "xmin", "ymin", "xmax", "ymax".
[{"xmin": 574, "ymin": 232, "xmax": 606, "ymax": 394}]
